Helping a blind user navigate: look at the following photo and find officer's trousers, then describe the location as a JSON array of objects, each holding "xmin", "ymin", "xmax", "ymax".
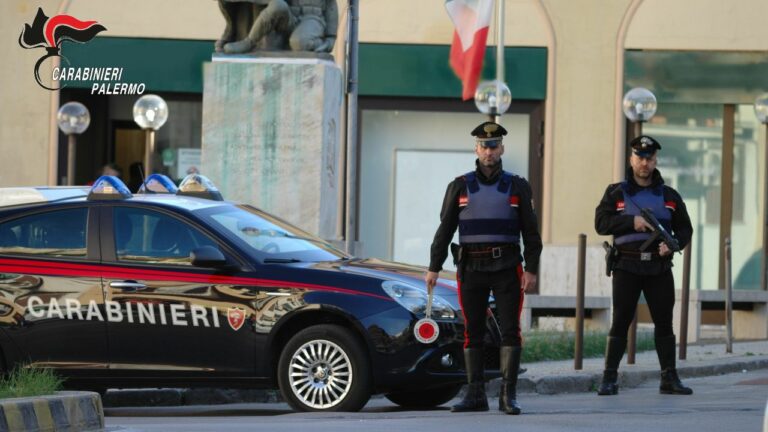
[
  {"xmin": 609, "ymin": 268, "xmax": 675, "ymax": 339},
  {"xmin": 459, "ymin": 267, "xmax": 523, "ymax": 348}
]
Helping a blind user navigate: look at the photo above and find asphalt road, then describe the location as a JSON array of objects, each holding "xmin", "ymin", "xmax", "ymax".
[{"xmin": 105, "ymin": 370, "xmax": 768, "ymax": 432}]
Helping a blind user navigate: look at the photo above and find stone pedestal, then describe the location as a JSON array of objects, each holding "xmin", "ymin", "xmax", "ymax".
[{"xmin": 202, "ymin": 57, "xmax": 342, "ymax": 238}]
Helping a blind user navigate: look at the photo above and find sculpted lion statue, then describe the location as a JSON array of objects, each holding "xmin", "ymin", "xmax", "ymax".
[{"xmin": 215, "ymin": 0, "xmax": 338, "ymax": 54}]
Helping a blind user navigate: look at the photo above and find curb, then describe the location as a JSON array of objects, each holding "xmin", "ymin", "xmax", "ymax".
[
  {"xmin": 102, "ymin": 356, "xmax": 768, "ymax": 408},
  {"xmin": 485, "ymin": 356, "xmax": 768, "ymax": 396},
  {"xmin": 0, "ymin": 391, "xmax": 103, "ymax": 432},
  {"xmin": 104, "ymin": 388, "xmax": 281, "ymax": 408}
]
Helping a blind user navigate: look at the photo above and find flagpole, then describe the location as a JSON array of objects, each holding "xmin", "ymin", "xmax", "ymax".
[{"xmin": 495, "ymin": 0, "xmax": 504, "ymax": 123}]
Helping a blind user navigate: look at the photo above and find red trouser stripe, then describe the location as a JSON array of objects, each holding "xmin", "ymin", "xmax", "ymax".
[{"xmin": 456, "ymin": 274, "xmax": 470, "ymax": 349}]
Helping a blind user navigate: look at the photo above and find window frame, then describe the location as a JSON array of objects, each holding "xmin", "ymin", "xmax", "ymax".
[
  {"xmin": 0, "ymin": 204, "xmax": 98, "ymax": 262},
  {"xmin": 97, "ymin": 204, "xmax": 246, "ymax": 270}
]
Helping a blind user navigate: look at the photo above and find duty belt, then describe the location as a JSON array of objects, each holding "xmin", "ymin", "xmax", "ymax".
[
  {"xmin": 618, "ymin": 249, "xmax": 663, "ymax": 262},
  {"xmin": 466, "ymin": 245, "xmax": 513, "ymax": 259}
]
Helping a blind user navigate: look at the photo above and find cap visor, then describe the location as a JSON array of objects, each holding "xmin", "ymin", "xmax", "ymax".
[{"xmin": 632, "ymin": 150, "xmax": 655, "ymax": 158}]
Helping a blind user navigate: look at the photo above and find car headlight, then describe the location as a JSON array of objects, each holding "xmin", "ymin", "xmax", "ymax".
[{"xmin": 381, "ymin": 281, "xmax": 455, "ymax": 320}]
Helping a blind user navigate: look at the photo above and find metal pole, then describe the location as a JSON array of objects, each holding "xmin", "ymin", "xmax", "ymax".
[
  {"xmin": 143, "ymin": 129, "xmax": 155, "ymax": 178},
  {"xmin": 762, "ymin": 123, "xmax": 768, "ymax": 291},
  {"xmin": 725, "ymin": 237, "xmax": 733, "ymax": 353},
  {"xmin": 574, "ymin": 233, "xmax": 586, "ymax": 370},
  {"xmin": 494, "ymin": 0, "xmax": 504, "ymax": 124},
  {"xmin": 66, "ymin": 134, "xmax": 76, "ymax": 186},
  {"xmin": 679, "ymin": 243, "xmax": 692, "ymax": 360},
  {"xmin": 344, "ymin": 0, "xmax": 359, "ymax": 255}
]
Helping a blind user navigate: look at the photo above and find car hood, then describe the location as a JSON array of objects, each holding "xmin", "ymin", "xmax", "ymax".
[{"xmin": 309, "ymin": 258, "xmax": 460, "ymax": 305}]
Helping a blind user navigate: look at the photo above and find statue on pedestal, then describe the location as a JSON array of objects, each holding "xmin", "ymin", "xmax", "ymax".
[{"xmin": 215, "ymin": 0, "xmax": 338, "ymax": 54}]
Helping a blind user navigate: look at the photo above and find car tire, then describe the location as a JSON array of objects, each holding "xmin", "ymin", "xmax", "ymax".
[
  {"xmin": 384, "ymin": 383, "xmax": 463, "ymax": 408},
  {"xmin": 278, "ymin": 324, "xmax": 372, "ymax": 412}
]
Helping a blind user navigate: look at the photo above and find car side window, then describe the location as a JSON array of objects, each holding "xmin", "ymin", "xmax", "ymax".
[
  {"xmin": 0, "ymin": 208, "xmax": 88, "ymax": 258},
  {"xmin": 113, "ymin": 207, "xmax": 218, "ymax": 266}
]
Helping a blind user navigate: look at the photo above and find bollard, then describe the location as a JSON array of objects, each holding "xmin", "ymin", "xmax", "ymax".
[
  {"xmin": 725, "ymin": 237, "xmax": 733, "ymax": 354},
  {"xmin": 679, "ymin": 243, "xmax": 692, "ymax": 360},
  {"xmin": 574, "ymin": 234, "xmax": 586, "ymax": 370}
]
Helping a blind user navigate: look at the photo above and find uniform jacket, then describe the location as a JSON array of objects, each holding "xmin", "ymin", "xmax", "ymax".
[
  {"xmin": 428, "ymin": 160, "xmax": 542, "ymax": 274},
  {"xmin": 595, "ymin": 168, "xmax": 693, "ymax": 275}
]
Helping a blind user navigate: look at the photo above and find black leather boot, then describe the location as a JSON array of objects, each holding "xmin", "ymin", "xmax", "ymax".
[
  {"xmin": 452, "ymin": 348, "xmax": 489, "ymax": 412},
  {"xmin": 656, "ymin": 335, "xmax": 693, "ymax": 395},
  {"xmin": 499, "ymin": 346, "xmax": 522, "ymax": 415},
  {"xmin": 597, "ymin": 337, "xmax": 626, "ymax": 396}
]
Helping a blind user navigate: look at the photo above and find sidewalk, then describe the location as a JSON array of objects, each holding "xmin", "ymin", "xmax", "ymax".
[
  {"xmin": 508, "ymin": 339, "xmax": 768, "ymax": 395},
  {"xmin": 103, "ymin": 340, "xmax": 768, "ymax": 407}
]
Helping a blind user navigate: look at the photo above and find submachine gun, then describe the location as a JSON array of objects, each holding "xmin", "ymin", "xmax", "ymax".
[
  {"xmin": 603, "ymin": 208, "xmax": 680, "ymax": 277},
  {"xmin": 639, "ymin": 208, "xmax": 680, "ymax": 253}
]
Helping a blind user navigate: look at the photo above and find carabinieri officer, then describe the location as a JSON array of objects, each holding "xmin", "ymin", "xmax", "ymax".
[
  {"xmin": 425, "ymin": 121, "xmax": 542, "ymax": 415},
  {"xmin": 595, "ymin": 135, "xmax": 693, "ymax": 396}
]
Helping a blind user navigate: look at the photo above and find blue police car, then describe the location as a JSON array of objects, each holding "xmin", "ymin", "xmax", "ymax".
[{"xmin": 0, "ymin": 174, "xmax": 502, "ymax": 411}]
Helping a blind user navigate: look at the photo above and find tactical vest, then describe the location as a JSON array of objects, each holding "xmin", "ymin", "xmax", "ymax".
[
  {"xmin": 614, "ymin": 182, "xmax": 673, "ymax": 246},
  {"xmin": 458, "ymin": 171, "xmax": 521, "ymax": 244}
]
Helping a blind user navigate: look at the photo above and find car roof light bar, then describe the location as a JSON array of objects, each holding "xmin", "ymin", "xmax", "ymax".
[
  {"xmin": 87, "ymin": 175, "xmax": 132, "ymax": 200},
  {"xmin": 138, "ymin": 174, "xmax": 179, "ymax": 194},
  {"xmin": 177, "ymin": 174, "xmax": 224, "ymax": 201}
]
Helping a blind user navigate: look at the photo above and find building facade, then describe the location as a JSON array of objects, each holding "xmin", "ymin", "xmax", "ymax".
[{"xmin": 2, "ymin": 0, "xmax": 767, "ymax": 305}]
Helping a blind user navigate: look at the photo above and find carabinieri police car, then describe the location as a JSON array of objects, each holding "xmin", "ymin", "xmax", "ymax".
[{"xmin": 0, "ymin": 174, "xmax": 502, "ymax": 411}]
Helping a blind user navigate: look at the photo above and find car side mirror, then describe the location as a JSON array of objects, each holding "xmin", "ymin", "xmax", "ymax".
[{"xmin": 190, "ymin": 246, "xmax": 229, "ymax": 268}]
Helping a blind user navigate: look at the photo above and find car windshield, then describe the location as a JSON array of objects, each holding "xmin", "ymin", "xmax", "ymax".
[{"xmin": 198, "ymin": 204, "xmax": 348, "ymax": 263}]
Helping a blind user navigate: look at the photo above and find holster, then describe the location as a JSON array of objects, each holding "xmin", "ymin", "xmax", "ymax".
[
  {"xmin": 450, "ymin": 242, "xmax": 465, "ymax": 280},
  {"xmin": 602, "ymin": 241, "xmax": 618, "ymax": 277}
]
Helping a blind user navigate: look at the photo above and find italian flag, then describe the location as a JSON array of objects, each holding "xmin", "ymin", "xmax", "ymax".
[{"xmin": 445, "ymin": 0, "xmax": 494, "ymax": 100}]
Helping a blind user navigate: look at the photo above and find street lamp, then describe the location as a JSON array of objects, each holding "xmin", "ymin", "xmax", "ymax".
[
  {"xmin": 623, "ymin": 87, "xmax": 657, "ymax": 136},
  {"xmin": 56, "ymin": 102, "xmax": 90, "ymax": 185},
  {"xmin": 475, "ymin": 80, "xmax": 511, "ymax": 122},
  {"xmin": 621, "ymin": 87, "xmax": 657, "ymax": 365},
  {"xmin": 132, "ymin": 94, "xmax": 168, "ymax": 177},
  {"xmin": 754, "ymin": 93, "xmax": 768, "ymax": 292}
]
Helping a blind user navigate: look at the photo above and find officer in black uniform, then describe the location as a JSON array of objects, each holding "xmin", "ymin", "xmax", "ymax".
[
  {"xmin": 425, "ymin": 121, "xmax": 542, "ymax": 415},
  {"xmin": 594, "ymin": 135, "xmax": 694, "ymax": 396}
]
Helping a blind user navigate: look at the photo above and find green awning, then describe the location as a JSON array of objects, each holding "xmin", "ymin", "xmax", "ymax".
[{"xmin": 61, "ymin": 37, "xmax": 548, "ymax": 99}]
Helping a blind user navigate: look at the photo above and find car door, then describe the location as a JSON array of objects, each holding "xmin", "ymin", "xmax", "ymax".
[
  {"xmin": 100, "ymin": 204, "xmax": 258, "ymax": 377},
  {"xmin": 0, "ymin": 205, "xmax": 108, "ymax": 377}
]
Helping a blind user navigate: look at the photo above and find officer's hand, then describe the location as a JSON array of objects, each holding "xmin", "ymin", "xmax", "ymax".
[
  {"xmin": 521, "ymin": 272, "xmax": 537, "ymax": 292},
  {"xmin": 425, "ymin": 271, "xmax": 439, "ymax": 295},
  {"xmin": 633, "ymin": 216, "xmax": 654, "ymax": 232},
  {"xmin": 658, "ymin": 242, "xmax": 672, "ymax": 257}
]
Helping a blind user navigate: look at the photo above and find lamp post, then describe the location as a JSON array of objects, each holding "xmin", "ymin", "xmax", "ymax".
[
  {"xmin": 754, "ymin": 93, "xmax": 768, "ymax": 292},
  {"xmin": 621, "ymin": 87, "xmax": 657, "ymax": 365},
  {"xmin": 132, "ymin": 94, "xmax": 169, "ymax": 177},
  {"xmin": 475, "ymin": 80, "xmax": 512, "ymax": 121},
  {"xmin": 56, "ymin": 102, "xmax": 90, "ymax": 186}
]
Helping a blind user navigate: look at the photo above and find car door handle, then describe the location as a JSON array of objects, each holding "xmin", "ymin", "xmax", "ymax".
[{"xmin": 109, "ymin": 281, "xmax": 147, "ymax": 291}]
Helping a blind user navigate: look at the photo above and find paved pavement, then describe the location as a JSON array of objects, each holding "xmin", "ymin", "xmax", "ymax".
[
  {"xmin": 504, "ymin": 339, "xmax": 768, "ymax": 396},
  {"xmin": 104, "ymin": 370, "xmax": 768, "ymax": 432},
  {"xmin": 103, "ymin": 340, "xmax": 768, "ymax": 407}
]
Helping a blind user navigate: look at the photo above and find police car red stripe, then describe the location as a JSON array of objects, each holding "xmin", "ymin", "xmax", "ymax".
[{"xmin": 0, "ymin": 258, "xmax": 392, "ymax": 301}]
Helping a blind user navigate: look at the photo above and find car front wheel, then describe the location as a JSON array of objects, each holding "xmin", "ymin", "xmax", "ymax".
[{"xmin": 278, "ymin": 324, "xmax": 372, "ymax": 412}]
